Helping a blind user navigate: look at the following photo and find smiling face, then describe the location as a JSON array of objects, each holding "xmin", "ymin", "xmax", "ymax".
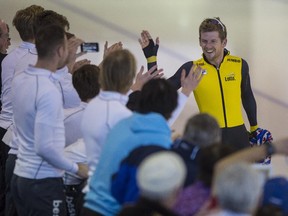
[{"xmin": 199, "ymin": 31, "xmax": 227, "ymax": 68}]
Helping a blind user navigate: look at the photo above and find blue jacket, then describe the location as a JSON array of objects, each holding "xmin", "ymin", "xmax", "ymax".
[
  {"xmin": 84, "ymin": 112, "xmax": 172, "ymax": 216},
  {"xmin": 111, "ymin": 145, "xmax": 167, "ymax": 205}
]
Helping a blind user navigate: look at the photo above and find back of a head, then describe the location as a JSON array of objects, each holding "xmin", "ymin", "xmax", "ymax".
[
  {"xmin": 35, "ymin": 24, "xmax": 66, "ymax": 59},
  {"xmin": 213, "ymin": 162, "xmax": 263, "ymax": 214},
  {"xmin": 72, "ymin": 64, "xmax": 100, "ymax": 102},
  {"xmin": 33, "ymin": 10, "xmax": 70, "ymax": 37},
  {"xmin": 138, "ymin": 78, "xmax": 178, "ymax": 120},
  {"xmin": 12, "ymin": 5, "xmax": 44, "ymax": 41},
  {"xmin": 101, "ymin": 49, "xmax": 136, "ymax": 93},
  {"xmin": 199, "ymin": 17, "xmax": 227, "ymax": 41},
  {"xmin": 261, "ymin": 177, "xmax": 288, "ymax": 215},
  {"xmin": 183, "ymin": 113, "xmax": 221, "ymax": 147},
  {"xmin": 198, "ymin": 143, "xmax": 234, "ymax": 187},
  {"xmin": 137, "ymin": 151, "xmax": 186, "ymax": 201}
]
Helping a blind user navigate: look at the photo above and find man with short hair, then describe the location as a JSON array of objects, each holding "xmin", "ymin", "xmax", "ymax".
[
  {"xmin": 0, "ymin": 6, "xmax": 45, "ymax": 216},
  {"xmin": 140, "ymin": 17, "xmax": 271, "ymax": 151},
  {"xmin": 1, "ymin": 5, "xmax": 44, "ymax": 139},
  {"xmin": 10, "ymin": 24, "xmax": 87, "ymax": 216},
  {"xmin": 14, "ymin": 9, "xmax": 81, "ymax": 109},
  {"xmin": 0, "ymin": 17, "xmax": 11, "ymax": 216}
]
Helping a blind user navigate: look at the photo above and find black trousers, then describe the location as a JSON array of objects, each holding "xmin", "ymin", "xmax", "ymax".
[
  {"xmin": 81, "ymin": 207, "xmax": 104, "ymax": 216},
  {"xmin": 221, "ymin": 124, "xmax": 250, "ymax": 151},
  {"xmin": 65, "ymin": 180, "xmax": 87, "ymax": 216},
  {"xmin": 0, "ymin": 127, "xmax": 8, "ymax": 216},
  {"xmin": 11, "ymin": 175, "xmax": 67, "ymax": 216},
  {"xmin": 5, "ymin": 154, "xmax": 17, "ymax": 216}
]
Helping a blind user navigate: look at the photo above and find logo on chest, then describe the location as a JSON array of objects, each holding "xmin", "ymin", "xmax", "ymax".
[{"xmin": 225, "ymin": 73, "xmax": 236, "ymax": 81}]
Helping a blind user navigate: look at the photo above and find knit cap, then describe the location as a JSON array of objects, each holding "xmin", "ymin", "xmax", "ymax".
[{"xmin": 137, "ymin": 151, "xmax": 186, "ymax": 200}]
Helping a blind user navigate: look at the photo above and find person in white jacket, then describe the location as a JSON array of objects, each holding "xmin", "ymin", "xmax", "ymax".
[{"xmin": 10, "ymin": 24, "xmax": 88, "ymax": 216}]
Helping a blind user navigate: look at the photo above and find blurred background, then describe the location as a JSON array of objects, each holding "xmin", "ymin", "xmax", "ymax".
[{"xmin": 1, "ymin": 0, "xmax": 288, "ymax": 176}]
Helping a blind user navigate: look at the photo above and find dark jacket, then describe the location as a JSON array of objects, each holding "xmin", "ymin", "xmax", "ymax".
[{"xmin": 118, "ymin": 197, "xmax": 179, "ymax": 216}]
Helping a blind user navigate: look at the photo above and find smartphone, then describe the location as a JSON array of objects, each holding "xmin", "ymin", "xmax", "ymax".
[{"xmin": 80, "ymin": 42, "xmax": 99, "ymax": 52}]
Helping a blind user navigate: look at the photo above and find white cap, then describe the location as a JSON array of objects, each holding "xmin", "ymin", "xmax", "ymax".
[{"xmin": 137, "ymin": 151, "xmax": 186, "ymax": 200}]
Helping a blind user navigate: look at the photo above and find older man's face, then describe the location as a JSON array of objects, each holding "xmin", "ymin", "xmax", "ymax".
[{"xmin": 0, "ymin": 21, "xmax": 11, "ymax": 54}]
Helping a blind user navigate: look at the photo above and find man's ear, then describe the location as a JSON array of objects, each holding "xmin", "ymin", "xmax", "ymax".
[
  {"xmin": 222, "ymin": 38, "xmax": 227, "ymax": 47},
  {"xmin": 56, "ymin": 44, "xmax": 65, "ymax": 58}
]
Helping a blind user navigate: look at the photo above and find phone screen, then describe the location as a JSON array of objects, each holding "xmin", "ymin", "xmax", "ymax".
[{"xmin": 81, "ymin": 42, "xmax": 99, "ymax": 52}]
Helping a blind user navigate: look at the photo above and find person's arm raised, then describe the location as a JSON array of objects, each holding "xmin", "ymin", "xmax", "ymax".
[
  {"xmin": 98, "ymin": 41, "xmax": 123, "ymax": 69},
  {"xmin": 138, "ymin": 30, "xmax": 159, "ymax": 72},
  {"xmin": 215, "ymin": 138, "xmax": 288, "ymax": 175},
  {"xmin": 130, "ymin": 65, "xmax": 163, "ymax": 92}
]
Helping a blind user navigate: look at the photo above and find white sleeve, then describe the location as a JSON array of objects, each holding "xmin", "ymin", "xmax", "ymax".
[
  {"xmin": 35, "ymin": 89, "xmax": 78, "ymax": 173},
  {"xmin": 57, "ymin": 67, "xmax": 81, "ymax": 108},
  {"xmin": 167, "ymin": 91, "xmax": 188, "ymax": 126},
  {"xmin": 35, "ymin": 123, "xmax": 78, "ymax": 173}
]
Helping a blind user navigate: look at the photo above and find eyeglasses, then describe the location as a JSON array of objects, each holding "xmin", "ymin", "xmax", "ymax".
[{"xmin": 206, "ymin": 18, "xmax": 226, "ymax": 33}]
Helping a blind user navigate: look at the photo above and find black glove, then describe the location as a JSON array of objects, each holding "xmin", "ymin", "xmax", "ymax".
[{"xmin": 142, "ymin": 39, "xmax": 159, "ymax": 72}]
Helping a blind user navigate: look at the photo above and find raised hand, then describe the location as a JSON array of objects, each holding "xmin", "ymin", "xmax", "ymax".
[
  {"xmin": 130, "ymin": 65, "xmax": 164, "ymax": 91},
  {"xmin": 96, "ymin": 41, "xmax": 123, "ymax": 68},
  {"xmin": 67, "ymin": 37, "xmax": 84, "ymax": 73},
  {"xmin": 103, "ymin": 41, "xmax": 123, "ymax": 59},
  {"xmin": 138, "ymin": 30, "xmax": 159, "ymax": 59},
  {"xmin": 181, "ymin": 65, "xmax": 205, "ymax": 97}
]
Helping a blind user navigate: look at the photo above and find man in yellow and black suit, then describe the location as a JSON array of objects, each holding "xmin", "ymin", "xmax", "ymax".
[{"xmin": 139, "ymin": 18, "xmax": 272, "ymax": 151}]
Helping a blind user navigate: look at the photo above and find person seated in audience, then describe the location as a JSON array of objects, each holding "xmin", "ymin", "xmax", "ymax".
[
  {"xmin": 198, "ymin": 136, "xmax": 288, "ymax": 216},
  {"xmin": 173, "ymin": 143, "xmax": 233, "ymax": 216},
  {"xmin": 171, "ymin": 113, "xmax": 223, "ymax": 187},
  {"xmin": 118, "ymin": 151, "xmax": 186, "ymax": 216},
  {"xmin": 110, "ymin": 114, "xmax": 223, "ymax": 207},
  {"xmin": 204, "ymin": 162, "xmax": 263, "ymax": 216},
  {"xmin": 111, "ymin": 145, "xmax": 167, "ymax": 205},
  {"xmin": 257, "ymin": 176, "xmax": 288, "ymax": 216}
]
